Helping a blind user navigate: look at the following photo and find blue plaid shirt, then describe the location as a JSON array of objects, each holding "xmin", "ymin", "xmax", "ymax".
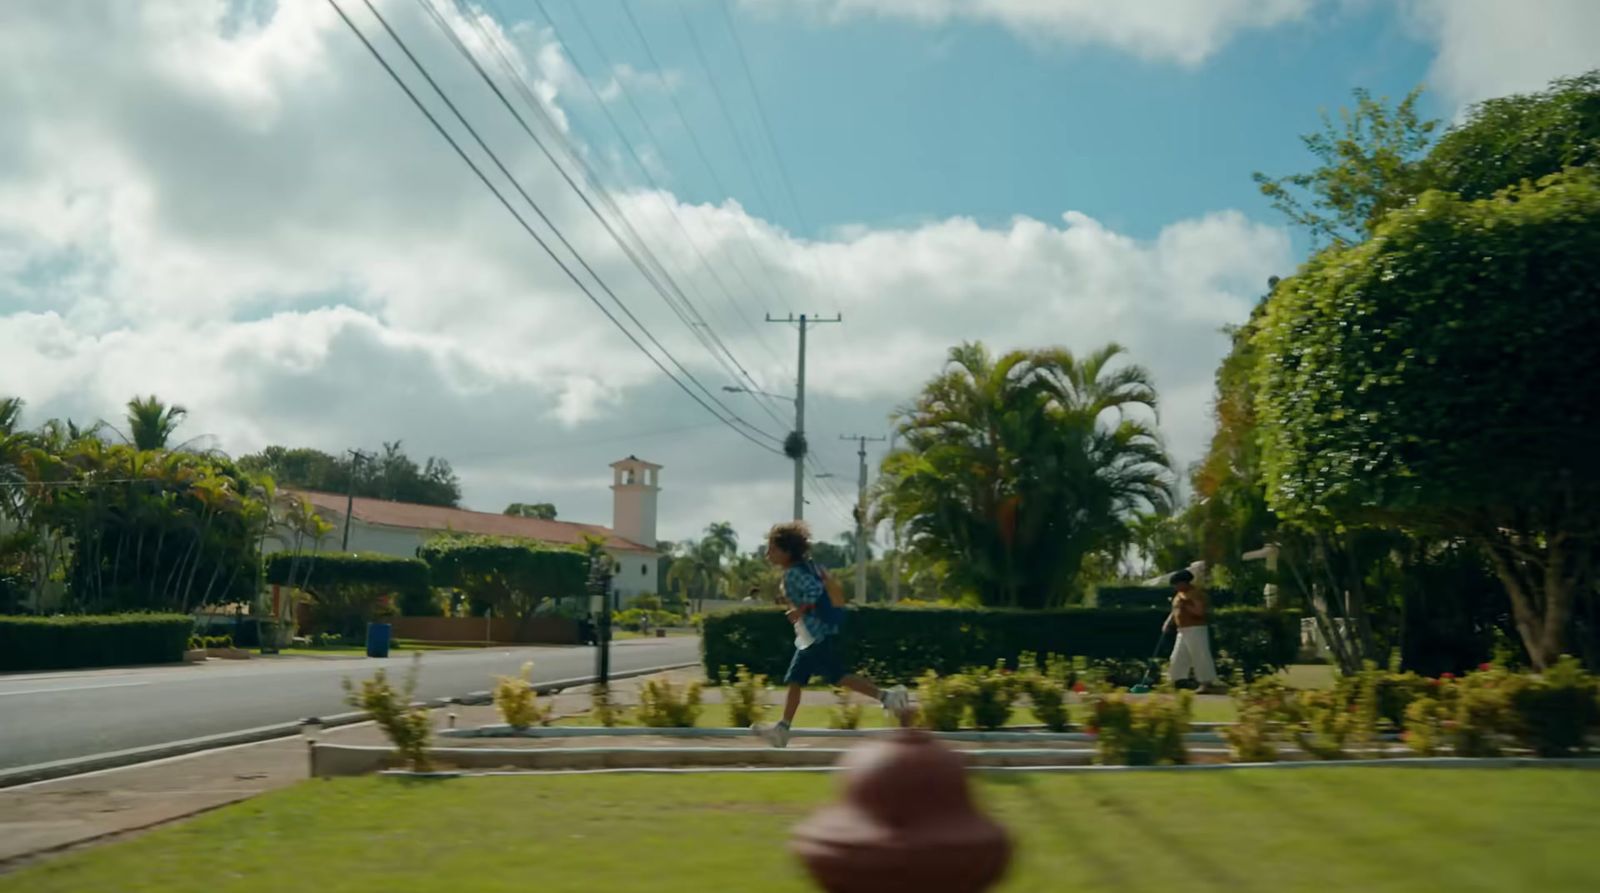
[{"xmin": 784, "ymin": 564, "xmax": 838, "ymax": 644}]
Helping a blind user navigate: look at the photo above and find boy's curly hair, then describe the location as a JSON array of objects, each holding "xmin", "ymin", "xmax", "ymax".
[{"xmin": 766, "ymin": 520, "xmax": 812, "ymax": 561}]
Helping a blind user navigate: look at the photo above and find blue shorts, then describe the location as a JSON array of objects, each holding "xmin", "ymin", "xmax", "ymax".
[{"xmin": 784, "ymin": 636, "xmax": 847, "ymax": 686}]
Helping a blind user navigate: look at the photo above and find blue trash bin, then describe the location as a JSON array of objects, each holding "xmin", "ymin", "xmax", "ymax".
[{"xmin": 366, "ymin": 622, "xmax": 392, "ymax": 658}]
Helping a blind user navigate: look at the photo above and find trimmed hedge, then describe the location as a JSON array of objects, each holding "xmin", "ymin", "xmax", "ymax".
[
  {"xmin": 265, "ymin": 552, "xmax": 433, "ymax": 614},
  {"xmin": 1094, "ymin": 586, "xmax": 1239, "ymax": 610},
  {"xmin": 0, "ymin": 614, "xmax": 193, "ymax": 672},
  {"xmin": 702, "ymin": 605, "xmax": 1299, "ymax": 685}
]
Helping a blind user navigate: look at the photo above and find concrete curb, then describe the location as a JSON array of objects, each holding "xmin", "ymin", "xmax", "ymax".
[{"xmin": 0, "ymin": 662, "xmax": 695, "ymax": 789}]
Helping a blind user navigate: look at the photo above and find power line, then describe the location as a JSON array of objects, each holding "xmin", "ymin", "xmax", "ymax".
[
  {"xmin": 448, "ymin": 420, "xmax": 721, "ymax": 461},
  {"xmin": 421, "ymin": 0, "xmax": 790, "ymax": 435},
  {"xmin": 717, "ymin": 0, "xmax": 813, "ymax": 237},
  {"xmin": 325, "ymin": 0, "xmax": 784, "ymax": 457},
  {"xmin": 678, "ymin": 6, "xmax": 785, "ymax": 240},
  {"xmin": 357, "ymin": 0, "xmax": 780, "ymax": 447},
  {"xmin": 615, "ymin": 1, "xmax": 792, "ymax": 321},
  {"xmin": 538, "ymin": 0, "xmax": 790, "ymax": 375}
]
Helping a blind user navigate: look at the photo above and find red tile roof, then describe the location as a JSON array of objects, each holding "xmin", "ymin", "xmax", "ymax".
[{"xmin": 290, "ymin": 490, "xmax": 653, "ymax": 553}]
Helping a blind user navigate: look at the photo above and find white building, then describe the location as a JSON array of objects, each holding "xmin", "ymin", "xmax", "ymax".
[{"xmin": 274, "ymin": 456, "xmax": 663, "ymax": 603}]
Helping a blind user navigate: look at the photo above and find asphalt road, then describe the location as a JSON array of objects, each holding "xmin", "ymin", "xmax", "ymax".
[{"xmin": 0, "ymin": 637, "xmax": 700, "ymax": 772}]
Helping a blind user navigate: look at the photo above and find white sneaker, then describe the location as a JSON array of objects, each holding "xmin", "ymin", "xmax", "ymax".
[
  {"xmin": 753, "ymin": 721, "xmax": 791, "ymax": 748},
  {"xmin": 881, "ymin": 686, "xmax": 913, "ymax": 725}
]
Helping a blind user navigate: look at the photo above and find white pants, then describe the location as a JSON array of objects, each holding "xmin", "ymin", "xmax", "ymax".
[{"xmin": 1169, "ymin": 625, "xmax": 1218, "ymax": 685}]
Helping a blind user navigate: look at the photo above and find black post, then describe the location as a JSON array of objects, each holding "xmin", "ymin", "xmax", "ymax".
[{"xmin": 590, "ymin": 555, "xmax": 613, "ymax": 686}]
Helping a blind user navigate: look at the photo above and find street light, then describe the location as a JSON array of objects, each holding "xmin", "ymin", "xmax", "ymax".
[{"xmin": 722, "ymin": 385, "xmax": 795, "ymax": 403}]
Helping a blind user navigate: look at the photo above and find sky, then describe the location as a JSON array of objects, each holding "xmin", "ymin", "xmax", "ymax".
[{"xmin": 2, "ymin": 0, "xmax": 1598, "ymax": 550}]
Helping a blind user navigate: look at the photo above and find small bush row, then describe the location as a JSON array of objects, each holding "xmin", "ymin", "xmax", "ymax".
[
  {"xmin": 188, "ymin": 634, "xmax": 236, "ymax": 651},
  {"xmin": 1222, "ymin": 657, "xmax": 1600, "ymax": 761}
]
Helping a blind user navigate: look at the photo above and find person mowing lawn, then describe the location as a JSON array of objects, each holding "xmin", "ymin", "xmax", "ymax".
[
  {"xmin": 1164, "ymin": 568, "xmax": 1225, "ymax": 693},
  {"xmin": 753, "ymin": 520, "xmax": 913, "ymax": 747}
]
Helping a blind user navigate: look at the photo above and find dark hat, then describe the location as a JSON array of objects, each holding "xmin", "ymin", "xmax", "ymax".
[{"xmin": 1169, "ymin": 569, "xmax": 1194, "ymax": 585}]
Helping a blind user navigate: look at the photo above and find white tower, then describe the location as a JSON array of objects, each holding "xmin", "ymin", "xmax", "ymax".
[{"xmin": 610, "ymin": 456, "xmax": 661, "ymax": 547}]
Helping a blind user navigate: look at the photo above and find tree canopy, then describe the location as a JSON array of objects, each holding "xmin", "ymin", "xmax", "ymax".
[
  {"xmin": 504, "ymin": 502, "xmax": 557, "ymax": 520},
  {"xmin": 239, "ymin": 440, "xmax": 461, "ymax": 507},
  {"xmin": 875, "ymin": 342, "xmax": 1173, "ymax": 609},
  {"xmin": 1254, "ymin": 170, "xmax": 1600, "ymax": 668},
  {"xmin": 418, "ymin": 534, "xmax": 587, "ymax": 619}
]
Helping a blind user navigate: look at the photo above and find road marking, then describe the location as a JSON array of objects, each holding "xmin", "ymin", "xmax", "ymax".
[{"xmin": 0, "ymin": 681, "xmax": 149, "ymax": 698}]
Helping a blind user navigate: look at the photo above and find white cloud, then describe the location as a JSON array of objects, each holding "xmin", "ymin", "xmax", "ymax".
[
  {"xmin": 742, "ymin": 0, "xmax": 1315, "ymax": 65},
  {"xmin": 1405, "ymin": 0, "xmax": 1600, "ymax": 111},
  {"xmin": 0, "ymin": 0, "xmax": 1290, "ymax": 546}
]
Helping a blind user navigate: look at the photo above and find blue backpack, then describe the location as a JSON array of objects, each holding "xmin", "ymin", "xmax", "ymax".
[{"xmin": 804, "ymin": 561, "xmax": 848, "ymax": 627}]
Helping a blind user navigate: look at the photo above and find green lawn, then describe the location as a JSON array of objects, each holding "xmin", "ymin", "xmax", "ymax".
[{"xmin": 8, "ymin": 769, "xmax": 1597, "ymax": 892}]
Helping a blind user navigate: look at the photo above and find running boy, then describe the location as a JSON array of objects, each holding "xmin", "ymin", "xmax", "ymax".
[{"xmin": 753, "ymin": 520, "xmax": 912, "ymax": 747}]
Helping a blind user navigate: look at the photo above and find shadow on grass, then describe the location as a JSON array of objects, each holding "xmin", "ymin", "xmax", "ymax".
[{"xmin": 1075, "ymin": 773, "xmax": 1250, "ymax": 892}]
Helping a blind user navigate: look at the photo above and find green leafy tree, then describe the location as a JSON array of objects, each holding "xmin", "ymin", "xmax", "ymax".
[
  {"xmin": 1254, "ymin": 86, "xmax": 1438, "ymax": 245},
  {"xmin": 504, "ymin": 502, "xmax": 557, "ymax": 520},
  {"xmin": 239, "ymin": 441, "xmax": 461, "ymax": 507},
  {"xmin": 876, "ymin": 342, "xmax": 1173, "ymax": 608},
  {"xmin": 419, "ymin": 535, "xmax": 585, "ymax": 621},
  {"xmin": 1424, "ymin": 70, "xmax": 1600, "ymax": 202},
  {"xmin": 1254, "ymin": 171, "xmax": 1600, "ymax": 670}
]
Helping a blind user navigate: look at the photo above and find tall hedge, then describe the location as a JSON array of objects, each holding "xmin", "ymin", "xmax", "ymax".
[
  {"xmin": 1093, "ymin": 586, "xmax": 1239, "ymax": 610},
  {"xmin": 264, "ymin": 552, "xmax": 434, "ymax": 613},
  {"xmin": 0, "ymin": 614, "xmax": 192, "ymax": 671},
  {"xmin": 702, "ymin": 605, "xmax": 1299, "ymax": 685}
]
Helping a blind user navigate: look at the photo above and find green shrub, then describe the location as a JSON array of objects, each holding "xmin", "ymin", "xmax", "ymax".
[
  {"xmin": 591, "ymin": 683, "xmax": 623, "ymax": 727},
  {"xmin": 721, "ymin": 665, "xmax": 771, "ymax": 728},
  {"xmin": 493, "ymin": 662, "xmax": 550, "ymax": 730},
  {"xmin": 1505, "ymin": 656, "xmax": 1600, "ymax": 757},
  {"xmin": 1088, "ymin": 690, "xmax": 1192, "ymax": 766},
  {"xmin": 966, "ymin": 661, "xmax": 1021, "ymax": 731},
  {"xmin": 1451, "ymin": 670, "xmax": 1512, "ymax": 757},
  {"xmin": 1222, "ymin": 677, "xmax": 1301, "ymax": 762},
  {"xmin": 190, "ymin": 634, "xmax": 235, "ymax": 651},
  {"xmin": 829, "ymin": 689, "xmax": 863, "ymax": 730},
  {"xmin": 1403, "ymin": 696, "xmax": 1449, "ymax": 756},
  {"xmin": 1021, "ymin": 653, "xmax": 1073, "ymax": 733},
  {"xmin": 637, "ymin": 678, "xmax": 703, "ymax": 728},
  {"xmin": 1292, "ymin": 690, "xmax": 1359, "ymax": 760},
  {"xmin": 0, "ymin": 614, "xmax": 191, "ymax": 671},
  {"xmin": 342, "ymin": 654, "xmax": 432, "ymax": 771},
  {"xmin": 917, "ymin": 670, "xmax": 973, "ymax": 731},
  {"xmin": 702, "ymin": 605, "xmax": 1297, "ymax": 684}
]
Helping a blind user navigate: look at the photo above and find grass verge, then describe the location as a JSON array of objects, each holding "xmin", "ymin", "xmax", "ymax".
[{"xmin": 5, "ymin": 768, "xmax": 1596, "ymax": 892}]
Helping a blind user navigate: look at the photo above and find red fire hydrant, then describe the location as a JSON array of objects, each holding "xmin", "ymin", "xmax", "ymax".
[{"xmin": 790, "ymin": 728, "xmax": 1012, "ymax": 893}]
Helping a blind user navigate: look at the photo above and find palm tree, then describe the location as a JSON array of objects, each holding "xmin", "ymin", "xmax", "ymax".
[
  {"xmin": 667, "ymin": 539, "xmax": 729, "ymax": 614},
  {"xmin": 125, "ymin": 395, "xmax": 188, "ymax": 451},
  {"xmin": 876, "ymin": 341, "xmax": 1174, "ymax": 609},
  {"xmin": 703, "ymin": 522, "xmax": 738, "ymax": 562}
]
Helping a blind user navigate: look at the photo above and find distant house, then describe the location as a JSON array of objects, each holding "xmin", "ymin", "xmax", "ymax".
[{"xmin": 272, "ymin": 456, "xmax": 664, "ymax": 604}]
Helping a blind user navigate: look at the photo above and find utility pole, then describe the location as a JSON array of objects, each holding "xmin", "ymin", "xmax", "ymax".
[
  {"xmin": 766, "ymin": 313, "xmax": 841, "ymax": 521},
  {"xmin": 887, "ymin": 430, "xmax": 901, "ymax": 604},
  {"xmin": 340, "ymin": 449, "xmax": 371, "ymax": 551},
  {"xmin": 841, "ymin": 434, "xmax": 886, "ymax": 602}
]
